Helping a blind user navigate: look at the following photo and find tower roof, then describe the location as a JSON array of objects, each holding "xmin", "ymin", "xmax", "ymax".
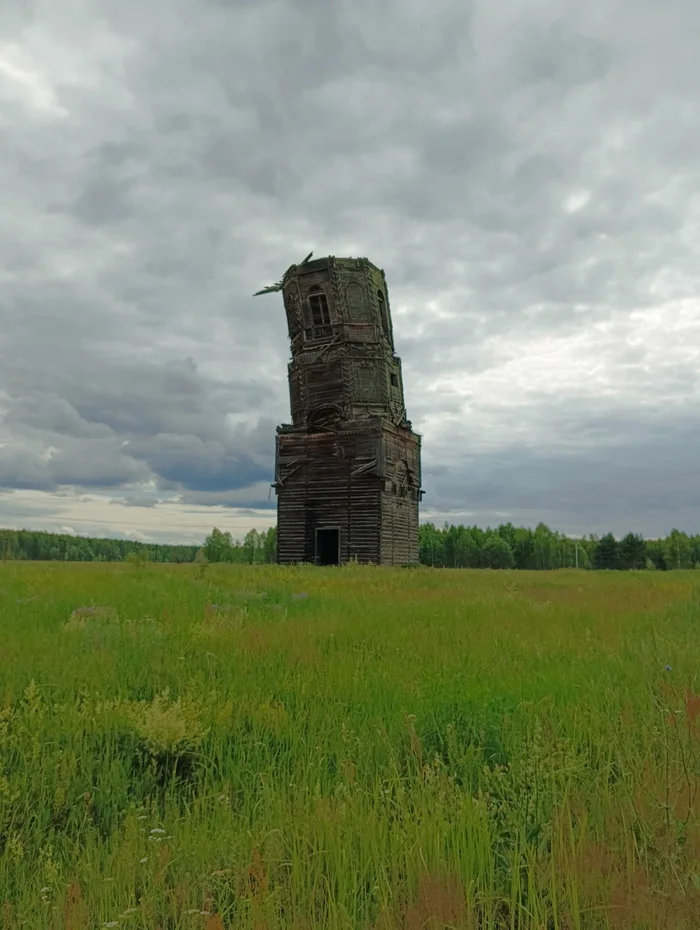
[{"xmin": 253, "ymin": 255, "xmax": 384, "ymax": 297}]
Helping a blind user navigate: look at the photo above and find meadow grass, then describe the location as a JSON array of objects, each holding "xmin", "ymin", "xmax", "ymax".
[{"xmin": 0, "ymin": 562, "xmax": 699, "ymax": 929}]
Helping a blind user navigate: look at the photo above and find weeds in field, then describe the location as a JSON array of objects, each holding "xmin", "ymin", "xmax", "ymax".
[{"xmin": 0, "ymin": 562, "xmax": 698, "ymax": 927}]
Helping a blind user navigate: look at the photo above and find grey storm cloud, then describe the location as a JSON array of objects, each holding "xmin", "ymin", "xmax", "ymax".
[
  {"xmin": 2, "ymin": 354, "xmax": 276, "ymax": 494},
  {"xmin": 0, "ymin": 0, "xmax": 699, "ymax": 539},
  {"xmin": 423, "ymin": 404, "xmax": 700, "ymax": 536}
]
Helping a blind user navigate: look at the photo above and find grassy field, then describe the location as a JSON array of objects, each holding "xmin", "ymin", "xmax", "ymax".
[{"xmin": 0, "ymin": 562, "xmax": 699, "ymax": 929}]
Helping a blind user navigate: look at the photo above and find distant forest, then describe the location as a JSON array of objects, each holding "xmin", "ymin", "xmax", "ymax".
[{"xmin": 1, "ymin": 523, "xmax": 699, "ymax": 570}]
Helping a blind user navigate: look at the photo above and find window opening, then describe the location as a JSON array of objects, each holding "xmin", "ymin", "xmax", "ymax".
[{"xmin": 305, "ymin": 293, "xmax": 332, "ymax": 340}]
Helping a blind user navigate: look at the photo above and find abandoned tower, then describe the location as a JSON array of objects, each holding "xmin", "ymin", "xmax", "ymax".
[{"xmin": 255, "ymin": 255, "xmax": 422, "ymax": 565}]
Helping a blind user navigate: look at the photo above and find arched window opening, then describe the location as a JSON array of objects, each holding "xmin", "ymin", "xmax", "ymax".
[
  {"xmin": 304, "ymin": 292, "xmax": 332, "ymax": 340},
  {"xmin": 307, "ymin": 404, "xmax": 343, "ymax": 430}
]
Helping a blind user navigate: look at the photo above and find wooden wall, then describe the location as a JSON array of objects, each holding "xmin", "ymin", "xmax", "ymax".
[{"xmin": 275, "ymin": 419, "xmax": 421, "ymax": 566}]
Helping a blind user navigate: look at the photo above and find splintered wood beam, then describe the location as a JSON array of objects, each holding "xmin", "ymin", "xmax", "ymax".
[
  {"xmin": 276, "ymin": 460, "xmax": 308, "ymax": 487},
  {"xmin": 310, "ymin": 331, "xmax": 343, "ymax": 363},
  {"xmin": 350, "ymin": 459, "xmax": 377, "ymax": 476}
]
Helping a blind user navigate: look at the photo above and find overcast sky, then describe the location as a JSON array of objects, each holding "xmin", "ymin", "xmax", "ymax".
[{"xmin": 1, "ymin": 0, "xmax": 699, "ymax": 545}]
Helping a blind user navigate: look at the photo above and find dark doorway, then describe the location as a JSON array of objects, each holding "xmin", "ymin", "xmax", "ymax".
[{"xmin": 315, "ymin": 528, "xmax": 340, "ymax": 566}]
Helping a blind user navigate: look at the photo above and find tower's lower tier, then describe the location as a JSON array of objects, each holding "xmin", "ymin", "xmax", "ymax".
[{"xmin": 274, "ymin": 418, "xmax": 421, "ymax": 566}]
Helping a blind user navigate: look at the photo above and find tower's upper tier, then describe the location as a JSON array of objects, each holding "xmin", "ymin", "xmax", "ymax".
[
  {"xmin": 264, "ymin": 255, "xmax": 410, "ymax": 429},
  {"xmin": 280, "ymin": 256, "xmax": 395, "ymax": 352}
]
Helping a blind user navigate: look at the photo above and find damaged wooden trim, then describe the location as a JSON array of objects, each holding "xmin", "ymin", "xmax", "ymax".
[{"xmin": 350, "ymin": 459, "xmax": 377, "ymax": 477}]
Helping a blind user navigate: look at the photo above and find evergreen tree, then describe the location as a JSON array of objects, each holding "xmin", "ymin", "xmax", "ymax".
[
  {"xmin": 594, "ymin": 533, "xmax": 620, "ymax": 570},
  {"xmin": 619, "ymin": 532, "xmax": 646, "ymax": 570}
]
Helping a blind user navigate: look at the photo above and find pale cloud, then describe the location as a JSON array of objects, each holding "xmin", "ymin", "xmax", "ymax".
[
  {"xmin": 1, "ymin": 489, "xmax": 274, "ymax": 544},
  {"xmin": 565, "ymin": 191, "xmax": 591, "ymax": 214},
  {"xmin": 0, "ymin": 42, "xmax": 68, "ymax": 116},
  {"xmin": 0, "ymin": 0, "xmax": 699, "ymax": 544}
]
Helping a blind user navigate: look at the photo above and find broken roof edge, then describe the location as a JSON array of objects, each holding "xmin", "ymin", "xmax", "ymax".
[
  {"xmin": 282, "ymin": 255, "xmax": 384, "ymax": 282},
  {"xmin": 253, "ymin": 255, "xmax": 387, "ymax": 297}
]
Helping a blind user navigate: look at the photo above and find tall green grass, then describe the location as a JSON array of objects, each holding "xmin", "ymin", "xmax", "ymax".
[{"xmin": 0, "ymin": 562, "xmax": 698, "ymax": 928}]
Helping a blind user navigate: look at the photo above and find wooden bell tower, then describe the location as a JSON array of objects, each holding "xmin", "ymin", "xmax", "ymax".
[{"xmin": 256, "ymin": 255, "xmax": 422, "ymax": 565}]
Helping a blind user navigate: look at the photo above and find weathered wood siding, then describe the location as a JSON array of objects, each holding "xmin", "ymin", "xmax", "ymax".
[
  {"xmin": 276, "ymin": 419, "xmax": 420, "ymax": 565},
  {"xmin": 274, "ymin": 255, "xmax": 422, "ymax": 566}
]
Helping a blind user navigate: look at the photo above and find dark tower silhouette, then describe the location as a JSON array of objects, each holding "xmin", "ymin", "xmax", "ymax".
[{"xmin": 256, "ymin": 255, "xmax": 422, "ymax": 565}]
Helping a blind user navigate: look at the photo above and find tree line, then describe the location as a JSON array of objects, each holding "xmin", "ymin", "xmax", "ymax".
[
  {"xmin": 0, "ymin": 527, "xmax": 276, "ymax": 565},
  {"xmin": 1, "ymin": 523, "xmax": 699, "ymax": 570},
  {"xmin": 418, "ymin": 523, "xmax": 700, "ymax": 570}
]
